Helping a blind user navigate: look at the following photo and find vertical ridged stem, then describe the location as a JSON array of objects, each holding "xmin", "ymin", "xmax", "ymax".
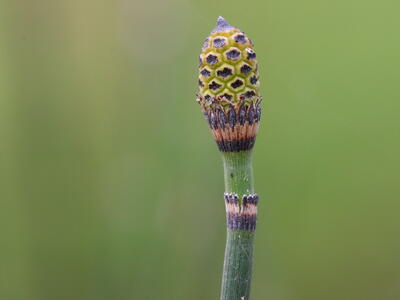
[{"xmin": 220, "ymin": 151, "xmax": 256, "ymax": 300}]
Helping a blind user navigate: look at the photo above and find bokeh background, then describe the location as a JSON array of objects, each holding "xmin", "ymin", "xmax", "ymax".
[{"xmin": 1, "ymin": 0, "xmax": 400, "ymax": 299}]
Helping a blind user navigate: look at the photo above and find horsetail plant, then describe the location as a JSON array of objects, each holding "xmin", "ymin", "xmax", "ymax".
[{"xmin": 196, "ymin": 17, "xmax": 262, "ymax": 300}]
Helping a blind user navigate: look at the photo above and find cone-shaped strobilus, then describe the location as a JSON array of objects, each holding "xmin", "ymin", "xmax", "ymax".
[{"xmin": 196, "ymin": 17, "xmax": 262, "ymax": 300}]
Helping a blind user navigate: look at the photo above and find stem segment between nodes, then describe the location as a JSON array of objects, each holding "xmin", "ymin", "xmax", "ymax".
[{"xmin": 221, "ymin": 151, "xmax": 257, "ymax": 300}]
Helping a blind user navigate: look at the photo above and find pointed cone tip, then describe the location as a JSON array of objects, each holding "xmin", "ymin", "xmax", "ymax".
[
  {"xmin": 217, "ymin": 16, "xmax": 228, "ymax": 27},
  {"xmin": 212, "ymin": 16, "xmax": 235, "ymax": 33}
]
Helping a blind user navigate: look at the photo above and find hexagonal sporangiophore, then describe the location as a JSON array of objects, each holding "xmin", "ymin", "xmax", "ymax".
[
  {"xmin": 224, "ymin": 47, "xmax": 241, "ymax": 62},
  {"xmin": 217, "ymin": 89, "xmax": 235, "ymax": 102},
  {"xmin": 236, "ymin": 61, "xmax": 253, "ymax": 76},
  {"xmin": 232, "ymin": 33, "xmax": 247, "ymax": 45},
  {"xmin": 239, "ymin": 88, "xmax": 257, "ymax": 100},
  {"xmin": 216, "ymin": 64, "xmax": 235, "ymax": 81},
  {"xmin": 212, "ymin": 36, "xmax": 228, "ymax": 49},
  {"xmin": 208, "ymin": 78, "xmax": 224, "ymax": 94},
  {"xmin": 244, "ymin": 48, "xmax": 256, "ymax": 61},
  {"xmin": 205, "ymin": 52, "xmax": 222, "ymax": 66},
  {"xmin": 202, "ymin": 90, "xmax": 214, "ymax": 102},
  {"xmin": 228, "ymin": 77, "xmax": 245, "ymax": 92},
  {"xmin": 200, "ymin": 67, "xmax": 213, "ymax": 80},
  {"xmin": 247, "ymin": 75, "xmax": 259, "ymax": 88}
]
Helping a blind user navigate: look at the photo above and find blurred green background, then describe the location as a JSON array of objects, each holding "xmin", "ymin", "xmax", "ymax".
[{"xmin": 1, "ymin": 0, "xmax": 400, "ymax": 299}]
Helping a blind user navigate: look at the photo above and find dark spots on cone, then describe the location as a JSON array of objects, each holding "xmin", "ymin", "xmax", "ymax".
[
  {"xmin": 246, "ymin": 49, "xmax": 256, "ymax": 60},
  {"xmin": 234, "ymin": 34, "xmax": 247, "ymax": 44},
  {"xmin": 221, "ymin": 93, "xmax": 233, "ymax": 101},
  {"xmin": 226, "ymin": 49, "xmax": 240, "ymax": 60},
  {"xmin": 206, "ymin": 54, "xmax": 218, "ymax": 65},
  {"xmin": 209, "ymin": 81, "xmax": 222, "ymax": 91},
  {"xmin": 213, "ymin": 38, "xmax": 226, "ymax": 48},
  {"xmin": 250, "ymin": 76, "xmax": 258, "ymax": 85},
  {"xmin": 230, "ymin": 79, "xmax": 243, "ymax": 89},
  {"xmin": 243, "ymin": 90, "xmax": 256, "ymax": 99},
  {"xmin": 217, "ymin": 67, "xmax": 233, "ymax": 78},
  {"xmin": 200, "ymin": 68, "xmax": 211, "ymax": 77},
  {"xmin": 240, "ymin": 64, "xmax": 252, "ymax": 75}
]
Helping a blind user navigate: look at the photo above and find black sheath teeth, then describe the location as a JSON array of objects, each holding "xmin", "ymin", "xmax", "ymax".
[
  {"xmin": 248, "ymin": 106, "xmax": 255, "ymax": 124},
  {"xmin": 239, "ymin": 106, "xmax": 246, "ymax": 125},
  {"xmin": 209, "ymin": 111, "xmax": 217, "ymax": 129},
  {"xmin": 225, "ymin": 193, "xmax": 259, "ymax": 231},
  {"xmin": 204, "ymin": 103, "xmax": 261, "ymax": 130},
  {"xmin": 218, "ymin": 109, "xmax": 227, "ymax": 129},
  {"xmin": 201, "ymin": 101, "xmax": 262, "ymax": 152},
  {"xmin": 255, "ymin": 106, "xmax": 261, "ymax": 122},
  {"xmin": 216, "ymin": 138, "xmax": 256, "ymax": 152},
  {"xmin": 228, "ymin": 107, "xmax": 236, "ymax": 127}
]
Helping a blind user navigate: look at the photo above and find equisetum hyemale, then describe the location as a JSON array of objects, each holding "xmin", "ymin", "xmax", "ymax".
[{"xmin": 196, "ymin": 16, "xmax": 262, "ymax": 300}]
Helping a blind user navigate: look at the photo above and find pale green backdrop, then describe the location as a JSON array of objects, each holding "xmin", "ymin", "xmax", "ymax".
[{"xmin": 1, "ymin": 0, "xmax": 400, "ymax": 299}]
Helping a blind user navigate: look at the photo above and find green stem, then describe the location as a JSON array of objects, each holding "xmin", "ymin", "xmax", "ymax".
[
  {"xmin": 220, "ymin": 150, "xmax": 256, "ymax": 300},
  {"xmin": 222, "ymin": 151, "xmax": 254, "ymax": 195}
]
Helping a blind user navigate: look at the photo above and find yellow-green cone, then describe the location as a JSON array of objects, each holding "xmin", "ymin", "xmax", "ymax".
[{"xmin": 196, "ymin": 17, "xmax": 261, "ymax": 152}]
